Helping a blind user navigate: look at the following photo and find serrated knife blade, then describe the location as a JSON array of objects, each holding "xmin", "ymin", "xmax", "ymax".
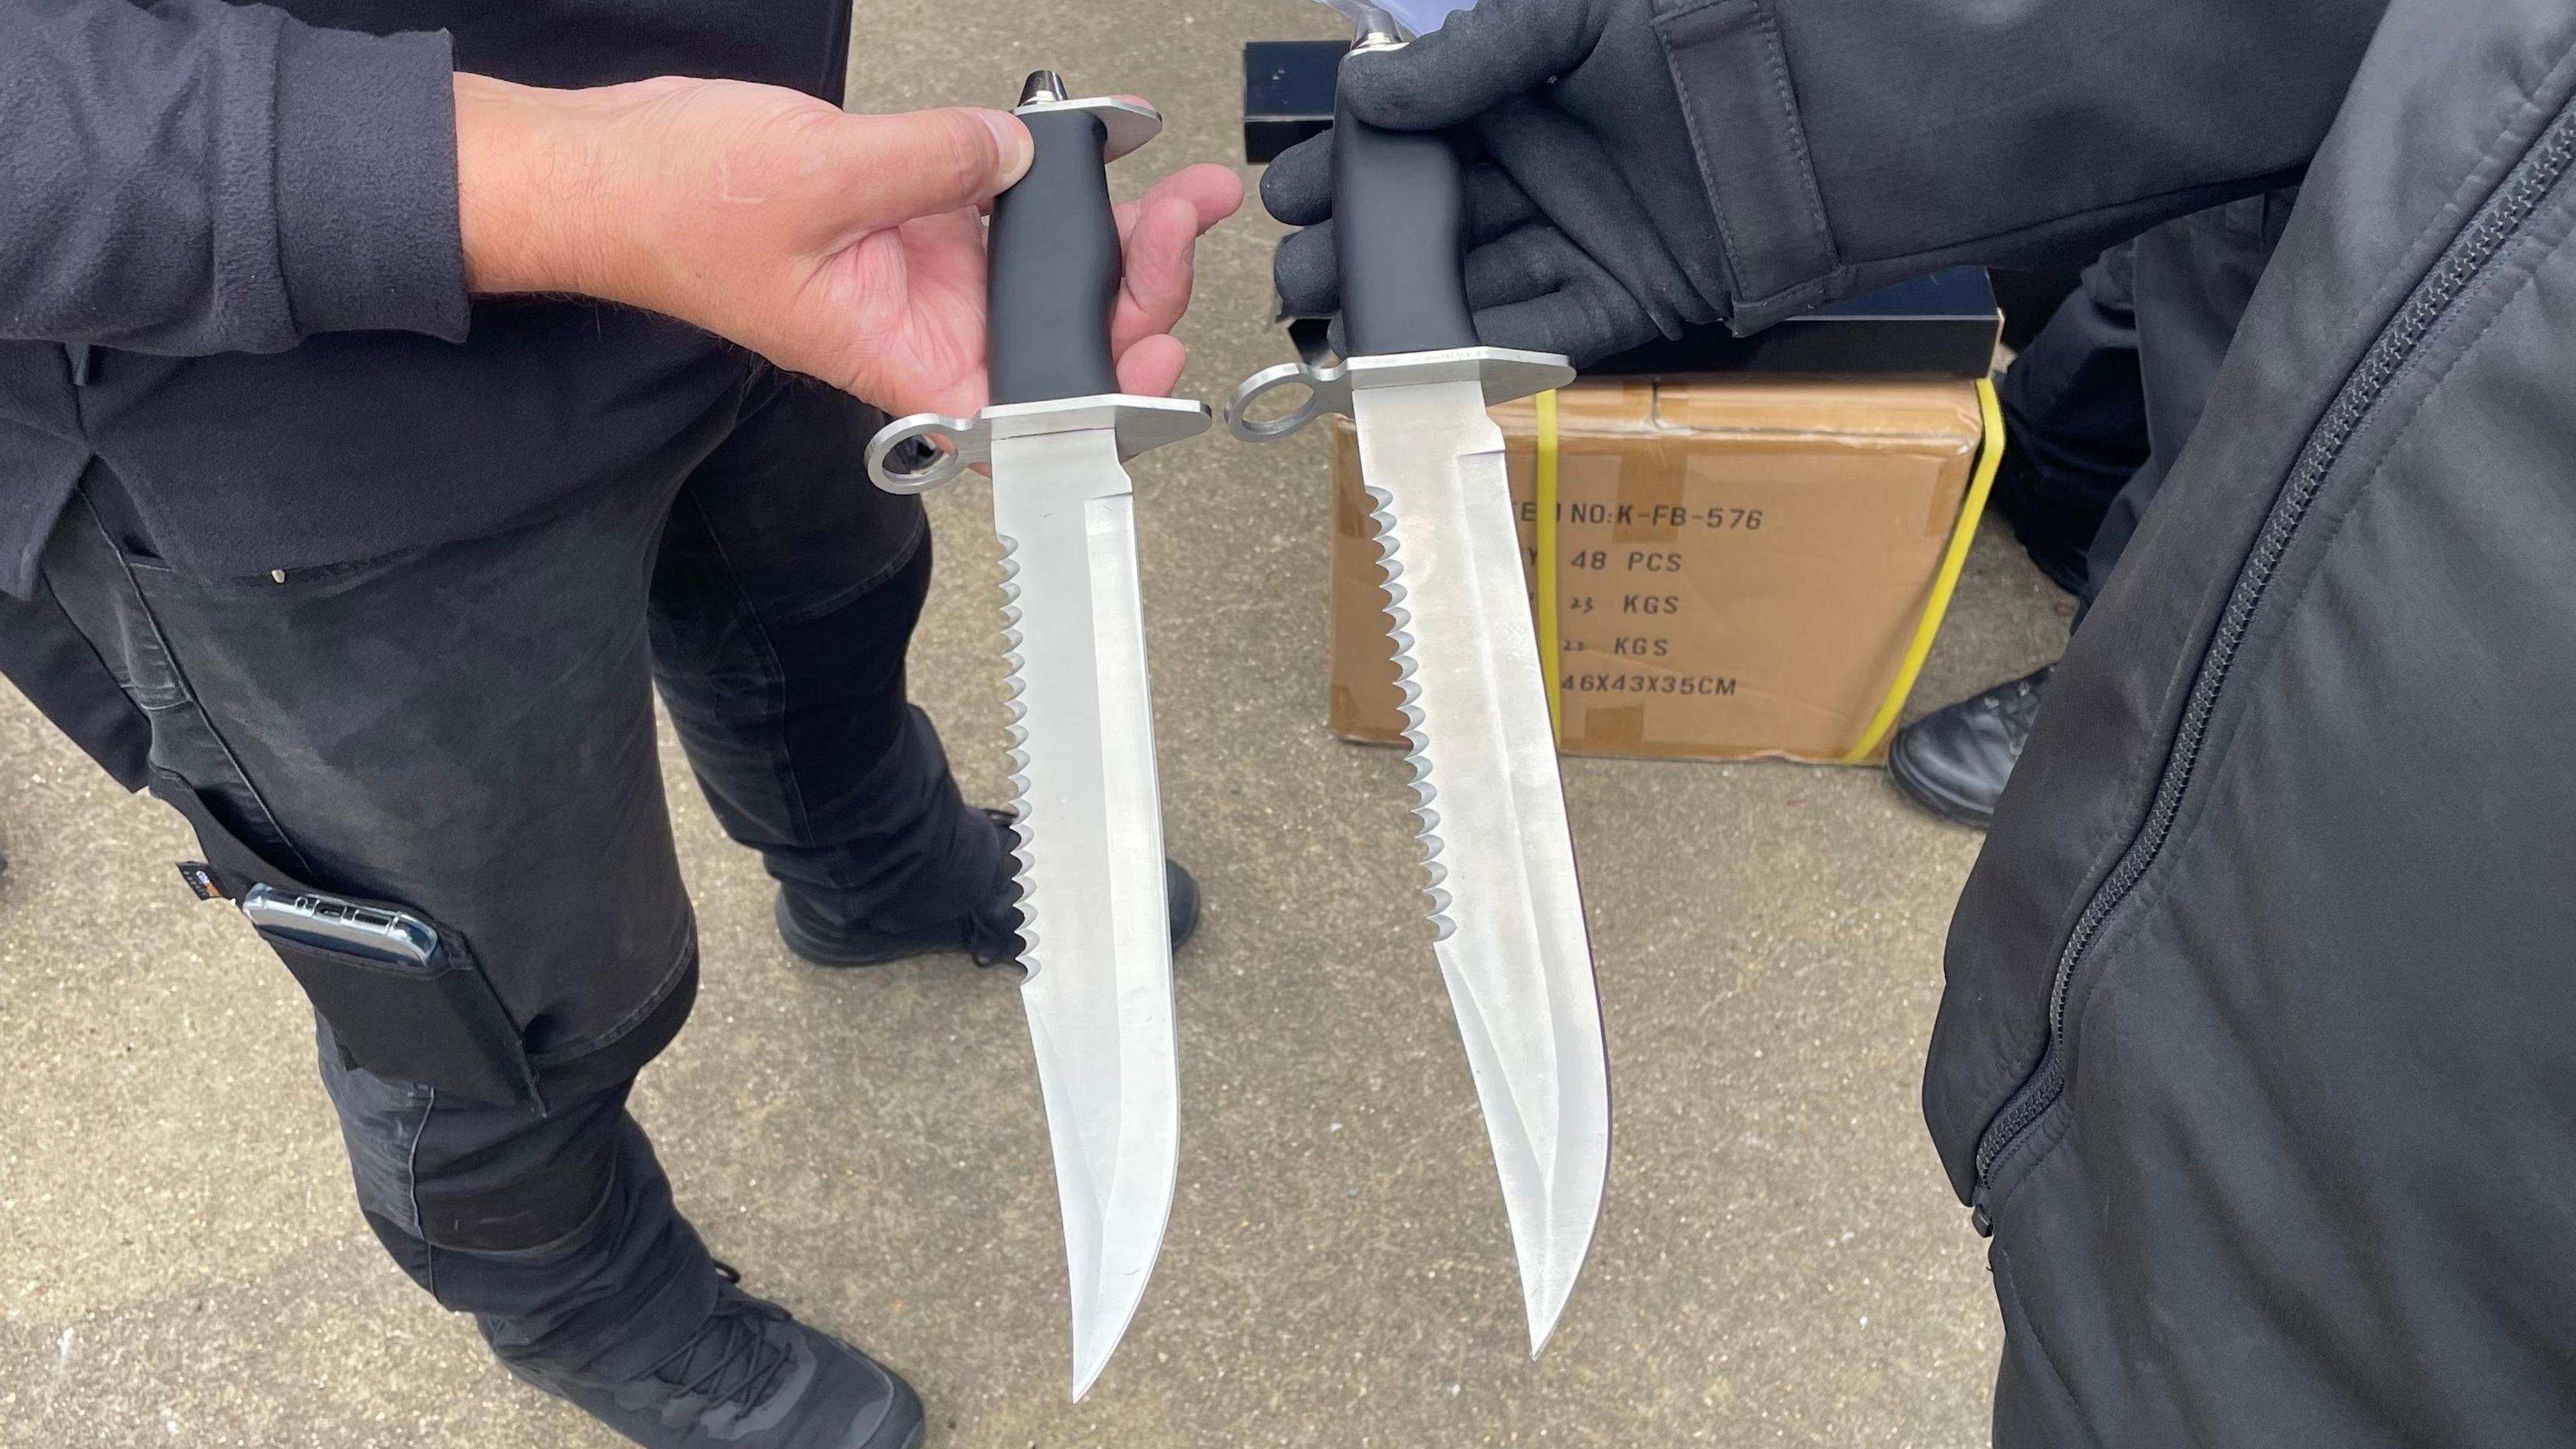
[
  {"xmin": 865, "ymin": 72, "xmax": 1202, "ymax": 1401},
  {"xmin": 1225, "ymin": 6, "xmax": 1610, "ymax": 1350},
  {"xmin": 992, "ymin": 425, "xmax": 1179, "ymax": 1401},
  {"xmin": 1354, "ymin": 378, "xmax": 1607, "ymax": 1352}
]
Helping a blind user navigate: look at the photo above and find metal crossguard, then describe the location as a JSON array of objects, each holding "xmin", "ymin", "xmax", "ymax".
[
  {"xmin": 867, "ymin": 394, "xmax": 1211, "ymax": 495},
  {"xmin": 1222, "ymin": 345, "xmax": 1574, "ymax": 443}
]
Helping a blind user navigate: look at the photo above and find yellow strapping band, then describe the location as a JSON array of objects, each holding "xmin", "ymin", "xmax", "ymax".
[
  {"xmin": 1839, "ymin": 376, "xmax": 2007, "ymax": 763},
  {"xmin": 1531, "ymin": 377, "xmax": 2001, "ymax": 765},
  {"xmin": 1534, "ymin": 388, "xmax": 1564, "ymax": 738}
]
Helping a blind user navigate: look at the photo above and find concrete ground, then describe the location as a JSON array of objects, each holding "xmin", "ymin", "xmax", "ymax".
[{"xmin": 0, "ymin": 3, "xmax": 2074, "ymax": 1444}]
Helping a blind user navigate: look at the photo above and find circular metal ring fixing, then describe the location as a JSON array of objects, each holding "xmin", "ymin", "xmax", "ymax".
[
  {"xmin": 1225, "ymin": 360, "xmax": 1348, "ymax": 443},
  {"xmin": 865, "ymin": 413, "xmax": 981, "ymax": 495}
]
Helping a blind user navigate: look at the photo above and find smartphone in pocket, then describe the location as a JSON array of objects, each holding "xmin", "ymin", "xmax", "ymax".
[
  {"xmin": 241, "ymin": 884, "xmax": 444, "ymax": 971},
  {"xmin": 240, "ymin": 882, "xmax": 530, "ymax": 1104}
]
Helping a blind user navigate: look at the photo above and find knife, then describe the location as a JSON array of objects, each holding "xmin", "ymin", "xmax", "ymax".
[
  {"xmin": 1225, "ymin": 6, "xmax": 1611, "ymax": 1356},
  {"xmin": 865, "ymin": 70, "xmax": 1203, "ymax": 1401}
]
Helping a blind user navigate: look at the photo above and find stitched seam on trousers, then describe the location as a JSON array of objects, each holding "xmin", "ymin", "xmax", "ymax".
[
  {"xmin": 763, "ymin": 507, "xmax": 928, "ymax": 627},
  {"xmin": 432, "ymin": 1149, "xmax": 621, "ymax": 1259},
  {"xmin": 74, "ymin": 494, "xmax": 325, "ymax": 883},
  {"xmin": 66, "ymin": 492, "xmax": 186, "ymax": 712},
  {"xmin": 406, "ymin": 1085, "xmax": 438, "ymax": 1302},
  {"xmin": 674, "ymin": 488, "xmax": 814, "ymax": 846},
  {"xmin": 841, "ymin": 508, "xmax": 928, "ymax": 609}
]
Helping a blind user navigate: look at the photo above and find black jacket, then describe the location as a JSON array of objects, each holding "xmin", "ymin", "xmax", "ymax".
[
  {"xmin": 1657, "ymin": 0, "xmax": 2576, "ymax": 1438},
  {"xmin": 0, "ymin": 0, "xmax": 853, "ymax": 595}
]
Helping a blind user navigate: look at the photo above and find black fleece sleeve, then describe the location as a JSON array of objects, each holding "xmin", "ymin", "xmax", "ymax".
[
  {"xmin": 1654, "ymin": 0, "xmax": 2390, "ymax": 329},
  {"xmin": 0, "ymin": 0, "xmax": 470, "ymax": 354}
]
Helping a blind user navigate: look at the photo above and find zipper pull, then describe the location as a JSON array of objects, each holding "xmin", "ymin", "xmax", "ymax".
[
  {"xmin": 1970, "ymin": 1183, "xmax": 1994, "ymax": 1238},
  {"xmin": 67, "ymin": 344, "xmax": 95, "ymax": 386}
]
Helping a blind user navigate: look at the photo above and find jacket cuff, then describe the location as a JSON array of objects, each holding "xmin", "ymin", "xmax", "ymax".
[
  {"xmin": 271, "ymin": 23, "xmax": 470, "ymax": 342},
  {"xmin": 1654, "ymin": 0, "xmax": 1845, "ymax": 333}
]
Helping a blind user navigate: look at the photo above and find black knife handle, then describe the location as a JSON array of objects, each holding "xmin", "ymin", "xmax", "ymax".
[
  {"xmin": 1332, "ymin": 80, "xmax": 1479, "ymax": 359},
  {"xmin": 987, "ymin": 108, "xmax": 1123, "ymax": 405}
]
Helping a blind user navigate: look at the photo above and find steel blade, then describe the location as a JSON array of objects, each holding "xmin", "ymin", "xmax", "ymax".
[
  {"xmin": 1351, "ymin": 378, "xmax": 1610, "ymax": 1354},
  {"xmin": 989, "ymin": 425, "xmax": 1180, "ymax": 1400}
]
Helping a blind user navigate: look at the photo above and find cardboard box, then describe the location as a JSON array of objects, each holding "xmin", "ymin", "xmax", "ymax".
[{"xmin": 1328, "ymin": 378, "xmax": 1986, "ymax": 764}]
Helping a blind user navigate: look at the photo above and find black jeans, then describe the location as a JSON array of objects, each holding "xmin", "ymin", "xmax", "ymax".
[
  {"xmin": 17, "ymin": 366, "xmax": 1000, "ymax": 1377},
  {"xmin": 0, "ymin": 573, "xmax": 150, "ymax": 789}
]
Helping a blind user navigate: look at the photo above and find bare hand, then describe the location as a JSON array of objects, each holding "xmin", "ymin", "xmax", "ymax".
[{"xmin": 454, "ymin": 74, "xmax": 1243, "ymax": 419}]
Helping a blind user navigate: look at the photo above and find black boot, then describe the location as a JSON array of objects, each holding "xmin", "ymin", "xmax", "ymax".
[
  {"xmin": 777, "ymin": 808, "xmax": 1201, "ymax": 968},
  {"xmin": 505, "ymin": 1267, "xmax": 923, "ymax": 1449},
  {"xmin": 1887, "ymin": 665, "xmax": 2054, "ymax": 828}
]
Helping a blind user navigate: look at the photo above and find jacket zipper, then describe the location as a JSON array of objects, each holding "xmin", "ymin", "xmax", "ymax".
[{"xmin": 1968, "ymin": 99, "xmax": 2576, "ymax": 1235}]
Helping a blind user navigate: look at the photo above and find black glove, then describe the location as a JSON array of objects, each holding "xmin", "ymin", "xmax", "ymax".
[{"xmin": 1265, "ymin": 0, "xmax": 1727, "ymax": 364}]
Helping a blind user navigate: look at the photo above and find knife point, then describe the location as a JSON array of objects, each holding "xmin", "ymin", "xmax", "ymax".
[
  {"xmin": 1068, "ymin": 1336, "xmax": 1113, "ymax": 1402},
  {"xmin": 1523, "ymin": 1285, "xmax": 1568, "ymax": 1359}
]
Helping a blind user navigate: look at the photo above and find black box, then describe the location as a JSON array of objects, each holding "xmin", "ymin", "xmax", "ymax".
[
  {"xmin": 1584, "ymin": 268, "xmax": 1999, "ymax": 380},
  {"xmin": 1243, "ymin": 40, "xmax": 1344, "ymax": 164},
  {"xmin": 1277, "ymin": 269, "xmax": 1998, "ymax": 383}
]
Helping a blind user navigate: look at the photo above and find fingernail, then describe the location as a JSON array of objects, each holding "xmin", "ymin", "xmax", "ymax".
[{"xmin": 977, "ymin": 109, "xmax": 1034, "ymax": 186}]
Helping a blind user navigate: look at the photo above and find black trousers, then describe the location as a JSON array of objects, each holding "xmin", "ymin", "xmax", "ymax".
[
  {"xmin": 1994, "ymin": 248, "xmax": 2151, "ymax": 602},
  {"xmin": 1998, "ymin": 190, "xmax": 2300, "ymax": 619},
  {"xmin": 13, "ymin": 366, "xmax": 1000, "ymax": 1378},
  {"xmin": 0, "ymin": 574, "xmax": 150, "ymax": 789}
]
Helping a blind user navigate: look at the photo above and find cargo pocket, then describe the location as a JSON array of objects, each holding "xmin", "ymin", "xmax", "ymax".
[
  {"xmin": 153, "ymin": 771, "xmax": 540, "ymax": 1110},
  {"xmin": 256, "ymin": 926, "xmax": 533, "ymax": 1108}
]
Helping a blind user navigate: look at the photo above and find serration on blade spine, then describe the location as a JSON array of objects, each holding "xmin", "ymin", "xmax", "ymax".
[
  {"xmin": 1361, "ymin": 476, "xmax": 1456, "ymax": 941},
  {"xmin": 993, "ymin": 529, "xmax": 1044, "ymax": 968}
]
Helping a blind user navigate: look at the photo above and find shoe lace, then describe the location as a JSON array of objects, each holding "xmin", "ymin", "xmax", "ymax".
[
  {"xmin": 1991, "ymin": 666, "xmax": 2054, "ymax": 735},
  {"xmin": 652, "ymin": 1264, "xmax": 798, "ymax": 1413}
]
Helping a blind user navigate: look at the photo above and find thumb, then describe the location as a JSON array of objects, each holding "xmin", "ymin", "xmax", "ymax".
[
  {"xmin": 1340, "ymin": 0, "xmax": 1606, "ymax": 131},
  {"xmin": 837, "ymin": 107, "xmax": 1034, "ymax": 225}
]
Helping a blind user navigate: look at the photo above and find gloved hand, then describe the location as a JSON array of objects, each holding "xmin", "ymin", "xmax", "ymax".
[{"xmin": 1264, "ymin": 0, "xmax": 1727, "ymax": 364}]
